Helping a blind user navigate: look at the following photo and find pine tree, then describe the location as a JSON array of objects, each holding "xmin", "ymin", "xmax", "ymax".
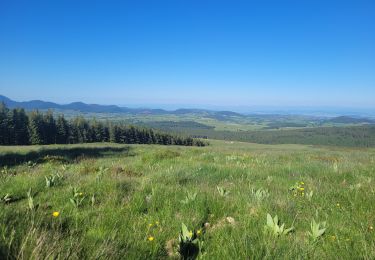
[
  {"xmin": 129, "ymin": 126, "xmax": 137, "ymax": 143},
  {"xmin": 91, "ymin": 119, "xmax": 106, "ymax": 142},
  {"xmin": 13, "ymin": 108, "xmax": 29, "ymax": 145},
  {"xmin": 28, "ymin": 111, "xmax": 44, "ymax": 145},
  {"xmin": 149, "ymin": 129, "xmax": 156, "ymax": 144},
  {"xmin": 102, "ymin": 124, "xmax": 110, "ymax": 142},
  {"xmin": 71, "ymin": 116, "xmax": 90, "ymax": 143},
  {"xmin": 0, "ymin": 102, "xmax": 11, "ymax": 145},
  {"xmin": 43, "ymin": 110, "xmax": 57, "ymax": 144},
  {"xmin": 0, "ymin": 103, "xmax": 206, "ymax": 147},
  {"xmin": 56, "ymin": 115, "xmax": 69, "ymax": 144},
  {"xmin": 109, "ymin": 124, "xmax": 121, "ymax": 143}
]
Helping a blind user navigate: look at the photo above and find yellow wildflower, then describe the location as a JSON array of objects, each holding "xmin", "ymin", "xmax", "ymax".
[
  {"xmin": 155, "ymin": 221, "xmax": 160, "ymax": 225},
  {"xmin": 336, "ymin": 203, "xmax": 340, "ymax": 207},
  {"xmin": 369, "ymin": 226, "xmax": 373, "ymax": 231},
  {"xmin": 148, "ymin": 236, "xmax": 155, "ymax": 242},
  {"xmin": 148, "ymin": 223, "xmax": 153, "ymax": 227},
  {"xmin": 79, "ymin": 192, "xmax": 83, "ymax": 196},
  {"xmin": 300, "ymin": 182, "xmax": 304, "ymax": 185},
  {"xmin": 52, "ymin": 211, "xmax": 60, "ymax": 217},
  {"xmin": 299, "ymin": 187, "xmax": 305, "ymax": 191},
  {"xmin": 189, "ymin": 231, "xmax": 193, "ymax": 237},
  {"xmin": 197, "ymin": 229, "xmax": 202, "ymax": 235}
]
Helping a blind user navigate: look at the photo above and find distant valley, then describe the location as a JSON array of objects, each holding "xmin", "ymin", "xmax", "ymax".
[{"xmin": 1, "ymin": 94, "xmax": 375, "ymax": 148}]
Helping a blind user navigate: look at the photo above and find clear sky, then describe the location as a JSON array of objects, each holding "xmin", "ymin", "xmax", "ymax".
[{"xmin": 0, "ymin": 0, "xmax": 374, "ymax": 108}]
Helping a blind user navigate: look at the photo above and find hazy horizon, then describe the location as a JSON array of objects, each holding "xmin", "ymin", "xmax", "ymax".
[{"xmin": 2, "ymin": 94, "xmax": 375, "ymax": 118}]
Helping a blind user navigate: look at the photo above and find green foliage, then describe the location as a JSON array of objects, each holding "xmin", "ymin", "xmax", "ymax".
[
  {"xmin": 308, "ymin": 219, "xmax": 327, "ymax": 241},
  {"xmin": 69, "ymin": 187, "xmax": 86, "ymax": 208},
  {"xmin": 181, "ymin": 191, "xmax": 197, "ymax": 204},
  {"xmin": 0, "ymin": 193, "xmax": 12, "ymax": 204},
  {"xmin": 96, "ymin": 166, "xmax": 108, "ymax": 182},
  {"xmin": 251, "ymin": 188, "xmax": 270, "ymax": 201},
  {"xmin": 11, "ymin": 108, "xmax": 30, "ymax": 145},
  {"xmin": 0, "ymin": 166, "xmax": 9, "ymax": 177},
  {"xmin": 159, "ymin": 122, "xmax": 375, "ymax": 147},
  {"xmin": 306, "ymin": 190, "xmax": 314, "ymax": 201},
  {"xmin": 26, "ymin": 161, "xmax": 37, "ymax": 168},
  {"xmin": 0, "ymin": 103, "xmax": 30, "ymax": 145},
  {"xmin": 91, "ymin": 194, "xmax": 96, "ymax": 207},
  {"xmin": 333, "ymin": 161, "xmax": 339, "ymax": 172},
  {"xmin": 0, "ymin": 102, "xmax": 9, "ymax": 144},
  {"xmin": 55, "ymin": 115, "xmax": 70, "ymax": 144},
  {"xmin": 265, "ymin": 214, "xmax": 294, "ymax": 237},
  {"xmin": 0, "ymin": 141, "xmax": 374, "ymax": 259},
  {"xmin": 27, "ymin": 188, "xmax": 35, "ymax": 211},
  {"xmin": 216, "ymin": 186, "xmax": 230, "ymax": 197},
  {"xmin": 28, "ymin": 110, "xmax": 45, "ymax": 145},
  {"xmin": 0, "ymin": 103, "xmax": 207, "ymax": 147},
  {"xmin": 45, "ymin": 173, "xmax": 63, "ymax": 188},
  {"xmin": 178, "ymin": 223, "xmax": 201, "ymax": 259}
]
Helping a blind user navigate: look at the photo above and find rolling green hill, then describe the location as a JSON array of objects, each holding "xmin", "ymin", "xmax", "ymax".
[{"xmin": 1, "ymin": 141, "xmax": 375, "ymax": 259}]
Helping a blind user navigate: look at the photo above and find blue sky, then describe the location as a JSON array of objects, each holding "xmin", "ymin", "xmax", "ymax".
[{"xmin": 0, "ymin": 0, "xmax": 374, "ymax": 108}]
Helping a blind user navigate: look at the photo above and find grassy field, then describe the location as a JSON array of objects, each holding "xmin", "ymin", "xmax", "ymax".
[{"xmin": 1, "ymin": 141, "xmax": 375, "ymax": 259}]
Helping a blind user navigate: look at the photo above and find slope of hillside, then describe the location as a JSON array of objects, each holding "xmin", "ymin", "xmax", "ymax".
[{"xmin": 1, "ymin": 141, "xmax": 375, "ymax": 259}]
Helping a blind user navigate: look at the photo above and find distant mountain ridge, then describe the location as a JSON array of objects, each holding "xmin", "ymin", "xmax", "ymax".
[
  {"xmin": 0, "ymin": 95, "xmax": 244, "ymax": 118},
  {"xmin": 1, "ymin": 95, "xmax": 374, "ymax": 124}
]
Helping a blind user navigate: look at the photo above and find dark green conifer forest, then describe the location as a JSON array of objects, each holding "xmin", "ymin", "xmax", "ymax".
[{"xmin": 0, "ymin": 103, "xmax": 206, "ymax": 147}]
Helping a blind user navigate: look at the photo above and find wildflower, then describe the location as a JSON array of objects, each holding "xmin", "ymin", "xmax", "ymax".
[
  {"xmin": 155, "ymin": 221, "xmax": 160, "ymax": 225},
  {"xmin": 188, "ymin": 231, "xmax": 193, "ymax": 237},
  {"xmin": 301, "ymin": 192, "xmax": 305, "ymax": 196},
  {"xmin": 369, "ymin": 226, "xmax": 373, "ymax": 231},
  {"xmin": 299, "ymin": 187, "xmax": 305, "ymax": 191},
  {"xmin": 148, "ymin": 236, "xmax": 155, "ymax": 242},
  {"xmin": 79, "ymin": 192, "xmax": 83, "ymax": 196},
  {"xmin": 196, "ymin": 229, "xmax": 202, "ymax": 235},
  {"xmin": 336, "ymin": 203, "xmax": 340, "ymax": 207},
  {"xmin": 52, "ymin": 211, "xmax": 60, "ymax": 217},
  {"xmin": 148, "ymin": 223, "xmax": 153, "ymax": 227},
  {"xmin": 300, "ymin": 182, "xmax": 304, "ymax": 185}
]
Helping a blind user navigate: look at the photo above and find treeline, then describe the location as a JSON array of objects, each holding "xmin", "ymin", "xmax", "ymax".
[
  {"xmin": 0, "ymin": 103, "xmax": 207, "ymax": 146},
  {"xmin": 221, "ymin": 126, "xmax": 375, "ymax": 147},
  {"xmin": 149, "ymin": 124, "xmax": 375, "ymax": 147}
]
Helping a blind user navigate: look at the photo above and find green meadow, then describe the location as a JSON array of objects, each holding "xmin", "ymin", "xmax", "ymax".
[{"xmin": 1, "ymin": 141, "xmax": 375, "ymax": 259}]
